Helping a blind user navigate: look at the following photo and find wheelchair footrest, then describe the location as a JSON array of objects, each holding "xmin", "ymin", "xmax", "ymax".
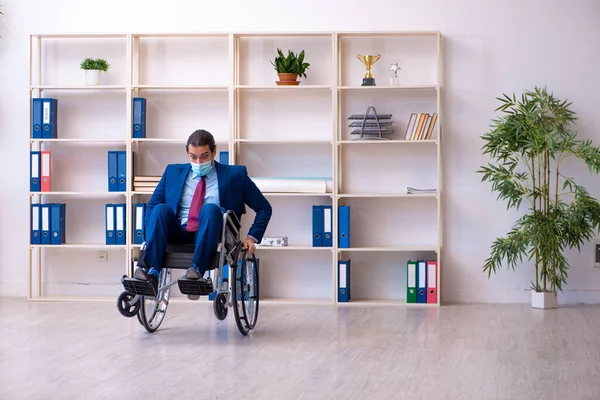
[
  {"xmin": 121, "ymin": 276, "xmax": 157, "ymax": 297},
  {"xmin": 178, "ymin": 277, "xmax": 214, "ymax": 296}
]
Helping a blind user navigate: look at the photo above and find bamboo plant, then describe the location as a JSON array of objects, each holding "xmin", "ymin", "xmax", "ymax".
[{"xmin": 478, "ymin": 86, "xmax": 600, "ymax": 293}]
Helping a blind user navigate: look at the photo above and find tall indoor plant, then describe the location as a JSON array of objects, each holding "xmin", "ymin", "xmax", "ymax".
[{"xmin": 477, "ymin": 86, "xmax": 600, "ymax": 308}]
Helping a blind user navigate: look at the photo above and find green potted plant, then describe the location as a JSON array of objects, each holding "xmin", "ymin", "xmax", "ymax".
[
  {"xmin": 80, "ymin": 57, "xmax": 110, "ymax": 86},
  {"xmin": 477, "ymin": 86, "xmax": 600, "ymax": 309},
  {"xmin": 270, "ymin": 48, "xmax": 310, "ymax": 86}
]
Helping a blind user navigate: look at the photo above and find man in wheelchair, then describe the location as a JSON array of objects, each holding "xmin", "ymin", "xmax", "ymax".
[{"xmin": 131, "ymin": 129, "xmax": 272, "ymax": 300}]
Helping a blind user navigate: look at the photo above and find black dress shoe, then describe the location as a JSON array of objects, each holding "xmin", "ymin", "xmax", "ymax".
[
  {"xmin": 184, "ymin": 267, "xmax": 202, "ymax": 279},
  {"xmin": 133, "ymin": 267, "xmax": 159, "ymax": 295},
  {"xmin": 133, "ymin": 267, "xmax": 149, "ymax": 280}
]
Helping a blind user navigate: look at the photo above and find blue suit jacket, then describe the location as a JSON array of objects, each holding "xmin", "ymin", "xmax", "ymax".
[{"xmin": 145, "ymin": 162, "xmax": 272, "ymax": 243}]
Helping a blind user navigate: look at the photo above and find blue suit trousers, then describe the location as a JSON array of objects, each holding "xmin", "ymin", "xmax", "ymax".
[{"xmin": 143, "ymin": 203, "xmax": 223, "ymax": 275}]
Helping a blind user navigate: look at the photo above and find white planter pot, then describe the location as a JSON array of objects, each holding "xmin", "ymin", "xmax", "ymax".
[
  {"xmin": 85, "ymin": 69, "xmax": 102, "ymax": 86},
  {"xmin": 531, "ymin": 289, "xmax": 558, "ymax": 309}
]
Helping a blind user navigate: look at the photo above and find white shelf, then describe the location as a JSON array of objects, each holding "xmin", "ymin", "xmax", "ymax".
[
  {"xmin": 255, "ymin": 246, "xmax": 333, "ymax": 251},
  {"xmin": 131, "ymin": 191, "xmax": 154, "ymax": 196},
  {"xmin": 30, "ymin": 244, "xmax": 127, "ymax": 249},
  {"xmin": 235, "ymin": 139, "xmax": 332, "ymax": 144},
  {"xmin": 30, "ymin": 85, "xmax": 127, "ymax": 91},
  {"xmin": 338, "ymin": 193, "xmax": 437, "ymax": 198},
  {"xmin": 336, "ymin": 30, "xmax": 440, "ymax": 37},
  {"xmin": 28, "ymin": 31, "xmax": 443, "ymax": 306},
  {"xmin": 337, "ymin": 85, "xmax": 438, "ymax": 91},
  {"xmin": 263, "ymin": 192, "xmax": 333, "ymax": 197},
  {"xmin": 133, "ymin": 85, "xmax": 228, "ymax": 91},
  {"xmin": 338, "ymin": 246, "xmax": 438, "ymax": 252},
  {"xmin": 30, "ymin": 33, "xmax": 128, "ymax": 39},
  {"xmin": 338, "ymin": 140, "xmax": 438, "ymax": 145},
  {"xmin": 132, "ymin": 138, "xmax": 229, "ymax": 144},
  {"xmin": 336, "ymin": 300, "xmax": 439, "ymax": 307},
  {"xmin": 235, "ymin": 85, "xmax": 332, "ymax": 90},
  {"xmin": 30, "ymin": 138, "xmax": 127, "ymax": 143},
  {"xmin": 30, "ymin": 191, "xmax": 126, "ymax": 197}
]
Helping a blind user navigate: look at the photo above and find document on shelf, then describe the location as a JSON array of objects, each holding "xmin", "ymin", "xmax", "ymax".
[
  {"xmin": 406, "ymin": 187, "xmax": 437, "ymax": 194},
  {"xmin": 251, "ymin": 177, "xmax": 333, "ymax": 193}
]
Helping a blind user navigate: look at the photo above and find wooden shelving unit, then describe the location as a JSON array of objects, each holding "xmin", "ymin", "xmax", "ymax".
[{"xmin": 28, "ymin": 31, "xmax": 443, "ymax": 306}]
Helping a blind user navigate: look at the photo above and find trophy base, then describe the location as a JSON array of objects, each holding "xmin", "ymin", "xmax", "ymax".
[{"xmin": 361, "ymin": 78, "xmax": 376, "ymax": 86}]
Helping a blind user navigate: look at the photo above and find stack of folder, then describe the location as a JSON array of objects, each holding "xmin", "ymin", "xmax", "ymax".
[
  {"xmin": 31, "ymin": 203, "xmax": 66, "ymax": 245},
  {"xmin": 30, "ymin": 151, "xmax": 52, "ymax": 192},
  {"xmin": 312, "ymin": 205, "xmax": 350, "ymax": 248},
  {"xmin": 312, "ymin": 205, "xmax": 332, "ymax": 247},
  {"xmin": 105, "ymin": 203, "xmax": 126, "ymax": 245},
  {"xmin": 108, "ymin": 151, "xmax": 128, "ymax": 192},
  {"xmin": 31, "ymin": 98, "xmax": 58, "ymax": 139},
  {"xmin": 406, "ymin": 259, "xmax": 438, "ymax": 304}
]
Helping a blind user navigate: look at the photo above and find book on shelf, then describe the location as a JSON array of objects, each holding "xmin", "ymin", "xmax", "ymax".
[
  {"xmin": 133, "ymin": 175, "xmax": 161, "ymax": 192},
  {"xmin": 405, "ymin": 113, "xmax": 437, "ymax": 140}
]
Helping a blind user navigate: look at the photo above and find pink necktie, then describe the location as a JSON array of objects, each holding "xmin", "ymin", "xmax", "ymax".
[{"xmin": 185, "ymin": 177, "xmax": 206, "ymax": 232}]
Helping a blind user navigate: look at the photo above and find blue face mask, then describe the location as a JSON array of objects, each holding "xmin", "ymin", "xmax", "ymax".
[{"xmin": 191, "ymin": 160, "xmax": 213, "ymax": 177}]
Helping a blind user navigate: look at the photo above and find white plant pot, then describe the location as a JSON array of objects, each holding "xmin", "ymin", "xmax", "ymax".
[
  {"xmin": 85, "ymin": 69, "xmax": 102, "ymax": 86},
  {"xmin": 531, "ymin": 289, "xmax": 558, "ymax": 309}
]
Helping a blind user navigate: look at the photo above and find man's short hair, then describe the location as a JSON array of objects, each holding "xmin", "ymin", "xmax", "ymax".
[{"xmin": 186, "ymin": 129, "xmax": 216, "ymax": 153}]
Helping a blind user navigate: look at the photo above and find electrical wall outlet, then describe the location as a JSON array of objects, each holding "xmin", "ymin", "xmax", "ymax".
[
  {"xmin": 96, "ymin": 251, "xmax": 108, "ymax": 263},
  {"xmin": 594, "ymin": 240, "xmax": 600, "ymax": 269}
]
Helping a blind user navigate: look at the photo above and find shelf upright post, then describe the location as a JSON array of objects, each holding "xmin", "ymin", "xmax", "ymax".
[
  {"xmin": 332, "ymin": 32, "xmax": 340, "ymax": 304},
  {"xmin": 125, "ymin": 33, "xmax": 133, "ymax": 277}
]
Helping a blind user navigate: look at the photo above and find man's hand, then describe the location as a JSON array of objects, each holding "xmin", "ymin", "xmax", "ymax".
[{"xmin": 243, "ymin": 236, "xmax": 256, "ymax": 255}]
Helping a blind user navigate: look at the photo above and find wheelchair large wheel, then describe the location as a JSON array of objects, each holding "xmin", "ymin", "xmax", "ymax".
[
  {"xmin": 139, "ymin": 268, "xmax": 172, "ymax": 333},
  {"xmin": 231, "ymin": 251, "xmax": 259, "ymax": 335}
]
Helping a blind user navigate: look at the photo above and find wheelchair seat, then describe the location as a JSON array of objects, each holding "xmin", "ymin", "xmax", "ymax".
[{"xmin": 136, "ymin": 243, "xmax": 221, "ymax": 271}]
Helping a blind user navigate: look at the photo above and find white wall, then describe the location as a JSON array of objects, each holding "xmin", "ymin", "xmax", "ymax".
[{"xmin": 1, "ymin": 0, "xmax": 600, "ymax": 303}]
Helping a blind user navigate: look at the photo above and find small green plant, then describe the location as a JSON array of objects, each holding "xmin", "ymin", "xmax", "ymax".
[
  {"xmin": 80, "ymin": 58, "xmax": 110, "ymax": 73},
  {"xmin": 270, "ymin": 48, "xmax": 310, "ymax": 78}
]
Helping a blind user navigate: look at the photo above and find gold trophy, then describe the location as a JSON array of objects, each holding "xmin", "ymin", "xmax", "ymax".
[{"xmin": 357, "ymin": 53, "xmax": 381, "ymax": 86}]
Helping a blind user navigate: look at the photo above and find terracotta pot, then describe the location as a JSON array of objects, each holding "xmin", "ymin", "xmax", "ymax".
[{"xmin": 276, "ymin": 73, "xmax": 299, "ymax": 85}]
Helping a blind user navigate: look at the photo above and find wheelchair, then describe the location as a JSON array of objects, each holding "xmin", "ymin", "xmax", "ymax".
[{"xmin": 116, "ymin": 210, "xmax": 260, "ymax": 336}]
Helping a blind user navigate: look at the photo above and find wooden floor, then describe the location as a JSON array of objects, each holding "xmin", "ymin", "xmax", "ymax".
[{"xmin": 2, "ymin": 299, "xmax": 600, "ymax": 399}]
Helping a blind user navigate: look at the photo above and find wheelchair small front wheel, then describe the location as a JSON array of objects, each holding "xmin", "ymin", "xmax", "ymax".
[
  {"xmin": 117, "ymin": 291, "xmax": 140, "ymax": 318},
  {"xmin": 213, "ymin": 292, "xmax": 228, "ymax": 320}
]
